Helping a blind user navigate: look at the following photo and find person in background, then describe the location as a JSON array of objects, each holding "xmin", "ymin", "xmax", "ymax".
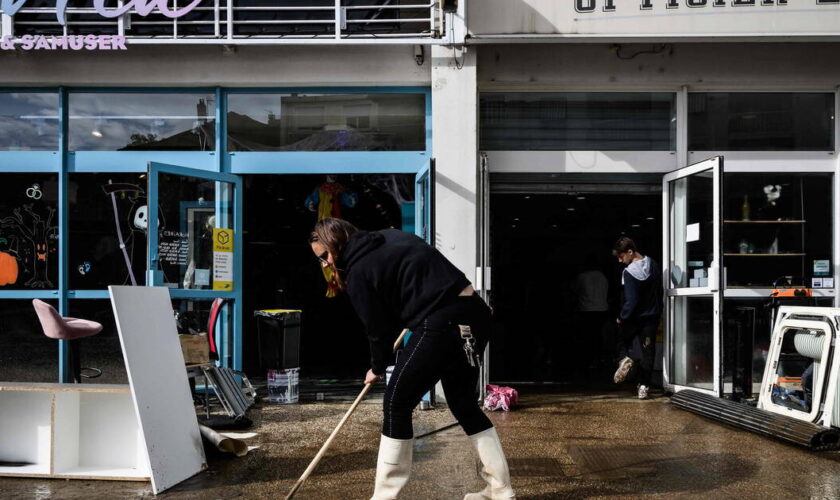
[
  {"xmin": 309, "ymin": 218, "xmax": 516, "ymax": 500},
  {"xmin": 571, "ymin": 254, "xmax": 609, "ymax": 379},
  {"xmin": 611, "ymin": 237, "xmax": 663, "ymax": 400}
]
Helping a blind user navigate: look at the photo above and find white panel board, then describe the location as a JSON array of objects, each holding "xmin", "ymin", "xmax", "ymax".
[{"xmin": 109, "ymin": 286, "xmax": 206, "ymax": 494}]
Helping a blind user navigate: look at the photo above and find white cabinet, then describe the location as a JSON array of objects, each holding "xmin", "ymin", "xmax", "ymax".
[{"xmin": 0, "ymin": 383, "xmax": 149, "ymax": 481}]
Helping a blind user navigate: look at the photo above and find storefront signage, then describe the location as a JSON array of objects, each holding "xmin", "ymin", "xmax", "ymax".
[
  {"xmin": 1, "ymin": 35, "xmax": 127, "ymax": 51},
  {"xmin": 471, "ymin": 0, "xmax": 840, "ymax": 37},
  {"xmin": 0, "ymin": 0, "xmax": 203, "ymax": 25},
  {"xmin": 212, "ymin": 228, "xmax": 233, "ymax": 291},
  {"xmin": 574, "ymin": 0, "xmax": 839, "ymax": 12}
]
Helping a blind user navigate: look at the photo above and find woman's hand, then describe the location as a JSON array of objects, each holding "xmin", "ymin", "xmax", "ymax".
[{"xmin": 365, "ymin": 369, "xmax": 383, "ymax": 385}]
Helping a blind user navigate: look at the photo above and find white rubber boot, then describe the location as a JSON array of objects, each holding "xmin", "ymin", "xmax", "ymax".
[
  {"xmin": 464, "ymin": 427, "xmax": 516, "ymax": 500},
  {"xmin": 370, "ymin": 435, "xmax": 414, "ymax": 500}
]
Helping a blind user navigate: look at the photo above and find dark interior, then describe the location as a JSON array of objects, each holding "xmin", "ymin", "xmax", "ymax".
[
  {"xmin": 241, "ymin": 173, "xmax": 415, "ymax": 378},
  {"xmin": 488, "ymin": 189, "xmax": 662, "ymax": 385}
]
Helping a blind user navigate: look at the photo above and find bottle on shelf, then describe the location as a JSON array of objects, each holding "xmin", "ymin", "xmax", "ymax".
[{"xmin": 741, "ymin": 194, "xmax": 750, "ymax": 221}]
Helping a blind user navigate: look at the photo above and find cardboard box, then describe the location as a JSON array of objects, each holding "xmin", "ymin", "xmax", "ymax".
[{"xmin": 179, "ymin": 333, "xmax": 210, "ymax": 365}]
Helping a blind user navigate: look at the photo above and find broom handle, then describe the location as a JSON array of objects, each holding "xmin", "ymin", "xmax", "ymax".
[{"xmin": 285, "ymin": 328, "xmax": 410, "ymax": 500}]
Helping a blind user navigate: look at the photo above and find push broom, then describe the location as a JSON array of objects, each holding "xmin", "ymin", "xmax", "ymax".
[{"xmin": 285, "ymin": 328, "xmax": 410, "ymax": 500}]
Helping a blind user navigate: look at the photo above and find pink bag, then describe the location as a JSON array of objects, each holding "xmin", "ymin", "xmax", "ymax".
[{"xmin": 483, "ymin": 384, "xmax": 518, "ymax": 412}]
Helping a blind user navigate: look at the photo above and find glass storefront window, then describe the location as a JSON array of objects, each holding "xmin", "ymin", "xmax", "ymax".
[
  {"xmin": 67, "ymin": 300, "xmax": 128, "ymax": 384},
  {"xmin": 723, "ymin": 173, "xmax": 832, "ymax": 288},
  {"xmin": 68, "ymin": 92, "xmax": 216, "ymax": 151},
  {"xmin": 0, "ymin": 173, "xmax": 59, "ymax": 290},
  {"xmin": 0, "ymin": 92, "xmax": 59, "ymax": 151},
  {"xmin": 69, "ymin": 173, "xmax": 148, "ymax": 289},
  {"xmin": 156, "ymin": 172, "xmax": 232, "ymax": 290},
  {"xmin": 480, "ymin": 92, "xmax": 676, "ymax": 151},
  {"xmin": 0, "ymin": 299, "xmax": 59, "ymax": 382},
  {"xmin": 689, "ymin": 93, "xmax": 835, "ymax": 151},
  {"xmin": 227, "ymin": 93, "xmax": 426, "ymax": 151}
]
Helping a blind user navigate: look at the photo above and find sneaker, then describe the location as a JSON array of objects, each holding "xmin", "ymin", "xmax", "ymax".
[
  {"xmin": 613, "ymin": 356, "xmax": 634, "ymax": 383},
  {"xmin": 637, "ymin": 384, "xmax": 649, "ymax": 400}
]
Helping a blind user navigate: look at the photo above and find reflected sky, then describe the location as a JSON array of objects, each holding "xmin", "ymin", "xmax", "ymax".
[
  {"xmin": 68, "ymin": 92, "xmax": 215, "ymax": 151},
  {"xmin": 0, "ymin": 93, "xmax": 59, "ymax": 151}
]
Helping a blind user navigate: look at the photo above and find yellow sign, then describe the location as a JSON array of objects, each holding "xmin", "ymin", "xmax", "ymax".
[{"xmin": 213, "ymin": 228, "xmax": 233, "ymax": 291}]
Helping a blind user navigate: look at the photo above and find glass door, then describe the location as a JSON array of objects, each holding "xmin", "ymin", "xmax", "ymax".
[
  {"xmin": 477, "ymin": 153, "xmax": 491, "ymax": 393},
  {"xmin": 663, "ymin": 156, "xmax": 723, "ymax": 396},
  {"xmin": 146, "ymin": 162, "xmax": 243, "ymax": 369},
  {"xmin": 414, "ymin": 161, "xmax": 434, "ymax": 243}
]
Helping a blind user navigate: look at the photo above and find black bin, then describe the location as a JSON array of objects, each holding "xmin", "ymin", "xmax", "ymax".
[{"xmin": 254, "ymin": 309, "xmax": 301, "ymax": 370}]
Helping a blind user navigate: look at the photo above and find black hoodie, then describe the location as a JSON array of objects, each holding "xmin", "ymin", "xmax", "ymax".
[{"xmin": 338, "ymin": 229, "xmax": 471, "ymax": 375}]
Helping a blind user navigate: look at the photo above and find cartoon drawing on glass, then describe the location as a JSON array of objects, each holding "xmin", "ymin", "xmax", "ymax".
[
  {"xmin": 102, "ymin": 180, "xmax": 165, "ymax": 286},
  {"xmin": 0, "ymin": 204, "xmax": 56, "ymax": 288}
]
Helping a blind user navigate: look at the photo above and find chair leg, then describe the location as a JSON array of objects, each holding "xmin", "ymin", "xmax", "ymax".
[{"xmin": 69, "ymin": 340, "xmax": 82, "ymax": 383}]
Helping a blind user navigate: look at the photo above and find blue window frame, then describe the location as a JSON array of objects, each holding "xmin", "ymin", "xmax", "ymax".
[{"xmin": 0, "ymin": 86, "xmax": 432, "ymax": 382}]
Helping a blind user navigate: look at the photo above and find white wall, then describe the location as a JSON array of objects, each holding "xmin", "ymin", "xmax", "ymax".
[
  {"xmin": 432, "ymin": 44, "xmax": 478, "ymax": 280},
  {"xmin": 0, "ymin": 45, "xmax": 430, "ymax": 87}
]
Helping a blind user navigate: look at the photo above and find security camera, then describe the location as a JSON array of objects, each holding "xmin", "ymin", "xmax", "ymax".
[
  {"xmin": 413, "ymin": 45, "xmax": 424, "ymax": 66},
  {"xmin": 442, "ymin": 0, "xmax": 458, "ymax": 13}
]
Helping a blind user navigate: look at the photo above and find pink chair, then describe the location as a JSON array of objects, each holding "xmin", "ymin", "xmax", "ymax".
[{"xmin": 33, "ymin": 299, "xmax": 103, "ymax": 383}]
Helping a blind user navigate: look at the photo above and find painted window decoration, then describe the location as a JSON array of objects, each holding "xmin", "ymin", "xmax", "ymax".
[
  {"xmin": 689, "ymin": 93, "xmax": 835, "ymax": 151},
  {"xmin": 0, "ymin": 92, "xmax": 59, "ymax": 151},
  {"xmin": 68, "ymin": 92, "xmax": 216, "ymax": 151},
  {"xmin": 227, "ymin": 93, "xmax": 426, "ymax": 152},
  {"xmin": 480, "ymin": 92, "xmax": 677, "ymax": 151},
  {"xmin": 0, "ymin": 174, "xmax": 59, "ymax": 289},
  {"xmin": 68, "ymin": 173, "xmax": 150, "ymax": 289}
]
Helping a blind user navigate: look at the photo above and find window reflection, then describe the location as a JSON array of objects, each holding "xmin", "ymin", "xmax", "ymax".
[
  {"xmin": 0, "ymin": 173, "xmax": 59, "ymax": 290},
  {"xmin": 689, "ymin": 93, "xmax": 834, "ymax": 151},
  {"xmin": 480, "ymin": 92, "xmax": 676, "ymax": 151},
  {"xmin": 227, "ymin": 93, "xmax": 425, "ymax": 151},
  {"xmin": 0, "ymin": 92, "xmax": 59, "ymax": 151},
  {"xmin": 69, "ymin": 173, "xmax": 148, "ymax": 289},
  {"xmin": 69, "ymin": 93, "xmax": 216, "ymax": 151}
]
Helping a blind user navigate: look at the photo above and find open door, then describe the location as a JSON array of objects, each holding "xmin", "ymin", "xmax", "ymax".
[
  {"xmin": 477, "ymin": 153, "xmax": 491, "ymax": 393},
  {"xmin": 146, "ymin": 162, "xmax": 243, "ymax": 369},
  {"xmin": 415, "ymin": 160, "xmax": 434, "ymax": 244},
  {"xmin": 662, "ymin": 156, "xmax": 723, "ymax": 396}
]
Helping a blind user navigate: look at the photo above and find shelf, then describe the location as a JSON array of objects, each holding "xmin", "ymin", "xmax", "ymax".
[
  {"xmin": 723, "ymin": 220, "xmax": 806, "ymax": 224},
  {"xmin": 724, "ymin": 253, "xmax": 806, "ymax": 257}
]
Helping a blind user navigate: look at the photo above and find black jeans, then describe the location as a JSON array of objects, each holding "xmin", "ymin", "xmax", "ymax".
[
  {"xmin": 383, "ymin": 293, "xmax": 493, "ymax": 440},
  {"xmin": 616, "ymin": 316, "xmax": 658, "ymax": 387}
]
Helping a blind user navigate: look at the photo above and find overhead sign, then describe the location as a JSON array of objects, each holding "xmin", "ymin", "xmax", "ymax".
[
  {"xmin": 469, "ymin": 0, "xmax": 840, "ymax": 37},
  {"xmin": 0, "ymin": 0, "xmax": 204, "ymax": 25},
  {"xmin": 1, "ymin": 35, "xmax": 127, "ymax": 51}
]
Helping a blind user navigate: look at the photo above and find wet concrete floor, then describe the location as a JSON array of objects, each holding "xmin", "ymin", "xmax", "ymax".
[{"xmin": 4, "ymin": 386, "xmax": 840, "ymax": 499}]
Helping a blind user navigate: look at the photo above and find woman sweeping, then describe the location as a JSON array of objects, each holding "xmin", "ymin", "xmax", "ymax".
[{"xmin": 309, "ymin": 218, "xmax": 516, "ymax": 500}]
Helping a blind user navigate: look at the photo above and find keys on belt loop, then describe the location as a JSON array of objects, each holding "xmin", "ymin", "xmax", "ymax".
[{"xmin": 458, "ymin": 324, "xmax": 480, "ymax": 368}]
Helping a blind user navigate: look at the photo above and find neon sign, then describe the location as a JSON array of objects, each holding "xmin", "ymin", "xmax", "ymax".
[{"xmin": 0, "ymin": 0, "xmax": 204, "ymax": 25}]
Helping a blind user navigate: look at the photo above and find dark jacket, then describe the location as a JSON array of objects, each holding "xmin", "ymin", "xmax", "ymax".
[
  {"xmin": 619, "ymin": 256, "xmax": 663, "ymax": 322},
  {"xmin": 338, "ymin": 229, "xmax": 471, "ymax": 375}
]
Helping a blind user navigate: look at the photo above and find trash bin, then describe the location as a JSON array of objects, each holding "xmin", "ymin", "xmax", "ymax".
[{"xmin": 254, "ymin": 309, "xmax": 301, "ymax": 404}]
